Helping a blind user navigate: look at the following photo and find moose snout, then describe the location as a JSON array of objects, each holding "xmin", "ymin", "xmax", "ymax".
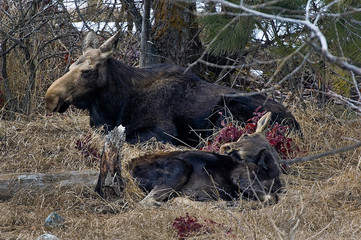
[{"xmin": 44, "ymin": 91, "xmax": 59, "ymax": 113}]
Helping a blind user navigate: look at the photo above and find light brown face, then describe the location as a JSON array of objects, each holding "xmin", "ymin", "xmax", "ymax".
[
  {"xmin": 44, "ymin": 31, "xmax": 120, "ymax": 113},
  {"xmin": 219, "ymin": 112, "xmax": 278, "ymax": 166},
  {"xmin": 220, "ymin": 133, "xmax": 272, "ymax": 163}
]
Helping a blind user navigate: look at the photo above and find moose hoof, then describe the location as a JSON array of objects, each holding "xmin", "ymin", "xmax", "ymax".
[
  {"xmin": 139, "ymin": 197, "xmax": 162, "ymax": 207},
  {"xmin": 260, "ymin": 194, "xmax": 278, "ymax": 205}
]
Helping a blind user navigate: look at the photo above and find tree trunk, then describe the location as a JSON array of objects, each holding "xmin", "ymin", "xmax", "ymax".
[
  {"xmin": 21, "ymin": 39, "xmax": 37, "ymax": 114},
  {"xmin": 151, "ymin": 0, "xmax": 202, "ymax": 66},
  {"xmin": 139, "ymin": 0, "xmax": 151, "ymax": 67},
  {"xmin": 95, "ymin": 125, "xmax": 126, "ymax": 200},
  {"xmin": 122, "ymin": 0, "xmax": 143, "ymax": 32},
  {"xmin": 1, "ymin": 39, "xmax": 15, "ymax": 111}
]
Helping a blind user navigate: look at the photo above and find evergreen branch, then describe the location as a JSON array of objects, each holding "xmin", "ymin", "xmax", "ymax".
[
  {"xmin": 265, "ymin": 42, "xmax": 307, "ymax": 86},
  {"xmin": 205, "ymin": 0, "xmax": 361, "ymax": 75},
  {"xmin": 185, "ymin": 14, "xmax": 240, "ymax": 73}
]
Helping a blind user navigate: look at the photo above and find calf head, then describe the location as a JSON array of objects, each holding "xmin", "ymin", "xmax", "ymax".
[
  {"xmin": 45, "ymin": 31, "xmax": 121, "ymax": 113},
  {"xmin": 220, "ymin": 112, "xmax": 280, "ymax": 178}
]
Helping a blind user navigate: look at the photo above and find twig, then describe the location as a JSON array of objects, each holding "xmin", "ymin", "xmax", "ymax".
[
  {"xmin": 326, "ymin": 90, "xmax": 361, "ymax": 114},
  {"xmin": 205, "ymin": 0, "xmax": 361, "ymax": 75},
  {"xmin": 162, "ymin": 132, "xmax": 195, "ymax": 149},
  {"xmin": 185, "ymin": 14, "xmax": 241, "ymax": 73},
  {"xmin": 306, "ymin": 221, "xmax": 333, "ymax": 240},
  {"xmin": 222, "ymin": 51, "xmax": 311, "ymax": 98},
  {"xmin": 351, "ymin": 71, "xmax": 361, "ymax": 101},
  {"xmin": 281, "ymin": 141, "xmax": 361, "ymax": 164}
]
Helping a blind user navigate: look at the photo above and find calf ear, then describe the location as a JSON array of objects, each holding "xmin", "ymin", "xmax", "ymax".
[
  {"xmin": 83, "ymin": 31, "xmax": 100, "ymax": 53},
  {"xmin": 99, "ymin": 31, "xmax": 122, "ymax": 56},
  {"xmin": 258, "ymin": 150, "xmax": 280, "ymax": 179},
  {"xmin": 255, "ymin": 112, "xmax": 272, "ymax": 134}
]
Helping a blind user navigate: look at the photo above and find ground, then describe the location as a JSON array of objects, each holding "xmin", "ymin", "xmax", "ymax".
[{"xmin": 0, "ymin": 103, "xmax": 360, "ymax": 240}]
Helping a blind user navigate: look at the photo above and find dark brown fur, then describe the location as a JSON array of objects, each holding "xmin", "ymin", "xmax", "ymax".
[
  {"xmin": 45, "ymin": 32, "xmax": 301, "ymax": 146},
  {"xmin": 94, "ymin": 112, "xmax": 282, "ymax": 206},
  {"xmin": 127, "ymin": 150, "xmax": 281, "ymax": 205}
]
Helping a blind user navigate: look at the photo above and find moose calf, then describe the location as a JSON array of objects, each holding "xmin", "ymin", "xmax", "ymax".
[{"xmin": 96, "ymin": 112, "xmax": 282, "ymax": 206}]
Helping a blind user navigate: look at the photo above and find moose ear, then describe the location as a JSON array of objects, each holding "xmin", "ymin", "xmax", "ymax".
[
  {"xmin": 99, "ymin": 31, "xmax": 121, "ymax": 55},
  {"xmin": 257, "ymin": 149, "xmax": 280, "ymax": 179},
  {"xmin": 255, "ymin": 112, "xmax": 272, "ymax": 134},
  {"xmin": 83, "ymin": 31, "xmax": 100, "ymax": 53}
]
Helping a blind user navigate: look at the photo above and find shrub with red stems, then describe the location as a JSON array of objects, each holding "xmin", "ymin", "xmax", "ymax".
[
  {"xmin": 172, "ymin": 213, "xmax": 234, "ymax": 239},
  {"xmin": 201, "ymin": 106, "xmax": 300, "ymax": 160},
  {"xmin": 75, "ymin": 134, "xmax": 100, "ymax": 163},
  {"xmin": 63, "ymin": 53, "xmax": 75, "ymax": 65}
]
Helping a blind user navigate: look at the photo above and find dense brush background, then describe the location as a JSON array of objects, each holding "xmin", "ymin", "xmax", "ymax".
[
  {"xmin": 0, "ymin": 104, "xmax": 360, "ymax": 239},
  {"xmin": 1, "ymin": 1, "xmax": 361, "ymax": 239}
]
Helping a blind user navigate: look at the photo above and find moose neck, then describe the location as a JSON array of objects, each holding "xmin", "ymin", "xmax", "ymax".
[
  {"xmin": 88, "ymin": 59, "xmax": 134, "ymax": 131},
  {"xmin": 107, "ymin": 58, "xmax": 157, "ymax": 88},
  {"xmin": 88, "ymin": 58, "xmax": 163, "ymax": 131}
]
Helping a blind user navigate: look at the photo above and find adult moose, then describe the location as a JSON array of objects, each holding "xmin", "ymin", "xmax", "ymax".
[
  {"xmin": 45, "ymin": 31, "xmax": 300, "ymax": 146},
  {"xmin": 96, "ymin": 112, "xmax": 282, "ymax": 206}
]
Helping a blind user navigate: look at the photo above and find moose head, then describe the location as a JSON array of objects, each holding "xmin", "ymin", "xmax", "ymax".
[
  {"xmin": 45, "ymin": 31, "xmax": 121, "ymax": 113},
  {"xmin": 220, "ymin": 112, "xmax": 281, "ymax": 179}
]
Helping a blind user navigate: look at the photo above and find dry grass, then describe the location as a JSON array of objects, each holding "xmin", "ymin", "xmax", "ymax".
[{"xmin": 0, "ymin": 103, "xmax": 361, "ymax": 240}]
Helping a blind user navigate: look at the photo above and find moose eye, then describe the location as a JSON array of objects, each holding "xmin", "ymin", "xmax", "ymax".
[
  {"xmin": 220, "ymin": 145, "xmax": 233, "ymax": 155},
  {"xmin": 222, "ymin": 146, "xmax": 233, "ymax": 154},
  {"xmin": 242, "ymin": 134, "xmax": 249, "ymax": 139},
  {"xmin": 82, "ymin": 69, "xmax": 91, "ymax": 74}
]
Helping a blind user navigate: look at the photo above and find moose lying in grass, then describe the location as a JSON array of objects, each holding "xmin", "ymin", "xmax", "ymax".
[
  {"xmin": 45, "ymin": 31, "xmax": 301, "ymax": 146},
  {"xmin": 96, "ymin": 112, "xmax": 282, "ymax": 206}
]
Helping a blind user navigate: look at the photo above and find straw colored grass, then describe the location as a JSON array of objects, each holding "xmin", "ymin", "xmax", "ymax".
[{"xmin": 0, "ymin": 103, "xmax": 360, "ymax": 240}]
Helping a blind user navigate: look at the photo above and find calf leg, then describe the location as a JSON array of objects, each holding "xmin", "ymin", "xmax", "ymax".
[{"xmin": 140, "ymin": 186, "xmax": 175, "ymax": 207}]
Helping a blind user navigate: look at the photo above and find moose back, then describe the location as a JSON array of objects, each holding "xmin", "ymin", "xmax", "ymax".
[{"xmin": 45, "ymin": 31, "xmax": 300, "ymax": 146}]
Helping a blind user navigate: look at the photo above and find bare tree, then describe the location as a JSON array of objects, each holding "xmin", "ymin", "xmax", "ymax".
[
  {"xmin": 151, "ymin": 0, "xmax": 203, "ymax": 66},
  {"xmin": 0, "ymin": 0, "xmax": 79, "ymax": 114},
  {"xmin": 139, "ymin": 0, "xmax": 151, "ymax": 67},
  {"xmin": 1, "ymin": 0, "xmax": 360, "ymax": 116}
]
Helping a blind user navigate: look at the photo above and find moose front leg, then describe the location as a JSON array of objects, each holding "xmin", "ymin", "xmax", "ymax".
[{"xmin": 140, "ymin": 186, "xmax": 177, "ymax": 207}]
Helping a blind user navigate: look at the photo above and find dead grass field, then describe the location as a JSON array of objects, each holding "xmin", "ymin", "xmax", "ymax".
[{"xmin": 0, "ymin": 104, "xmax": 360, "ymax": 240}]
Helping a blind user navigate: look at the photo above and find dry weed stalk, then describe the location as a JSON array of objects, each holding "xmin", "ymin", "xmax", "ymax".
[{"xmin": 0, "ymin": 104, "xmax": 360, "ymax": 239}]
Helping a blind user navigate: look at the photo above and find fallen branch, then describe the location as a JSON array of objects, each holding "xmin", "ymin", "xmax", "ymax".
[
  {"xmin": 281, "ymin": 141, "xmax": 361, "ymax": 164},
  {"xmin": 0, "ymin": 170, "xmax": 98, "ymax": 200},
  {"xmin": 1, "ymin": 124, "xmax": 358, "ymax": 201},
  {"xmin": 326, "ymin": 90, "xmax": 361, "ymax": 114}
]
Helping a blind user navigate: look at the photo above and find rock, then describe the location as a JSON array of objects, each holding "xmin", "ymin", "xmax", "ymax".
[
  {"xmin": 44, "ymin": 212, "xmax": 65, "ymax": 228},
  {"xmin": 36, "ymin": 233, "xmax": 60, "ymax": 240}
]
